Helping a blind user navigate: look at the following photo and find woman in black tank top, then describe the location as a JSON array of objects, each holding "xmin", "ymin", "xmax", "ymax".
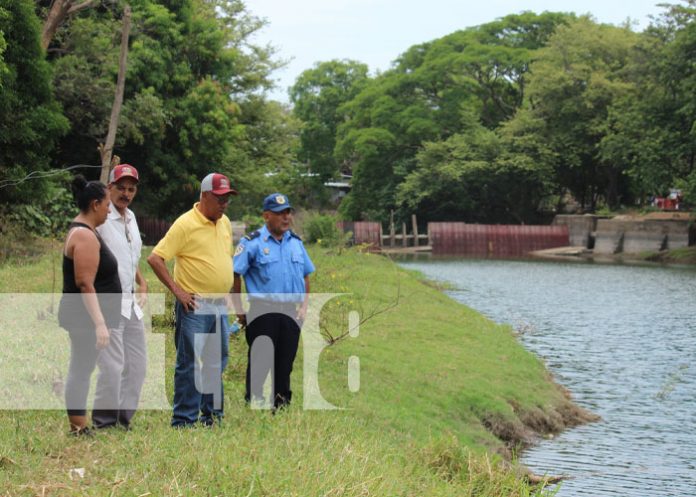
[
  {"xmin": 60, "ymin": 223, "xmax": 121, "ymax": 329},
  {"xmin": 58, "ymin": 175, "xmax": 121, "ymax": 436}
]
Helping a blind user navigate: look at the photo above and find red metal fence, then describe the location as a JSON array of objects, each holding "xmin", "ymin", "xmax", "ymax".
[
  {"xmin": 137, "ymin": 216, "xmax": 171, "ymax": 246},
  {"xmin": 337, "ymin": 221, "xmax": 381, "ymax": 249},
  {"xmin": 428, "ymin": 222, "xmax": 569, "ymax": 257}
]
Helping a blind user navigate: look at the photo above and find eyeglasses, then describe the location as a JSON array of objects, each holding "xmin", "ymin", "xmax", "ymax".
[
  {"xmin": 115, "ymin": 184, "xmax": 137, "ymax": 194},
  {"xmin": 211, "ymin": 193, "xmax": 231, "ymax": 205}
]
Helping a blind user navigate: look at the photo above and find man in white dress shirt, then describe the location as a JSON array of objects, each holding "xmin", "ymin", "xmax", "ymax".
[{"xmin": 93, "ymin": 164, "xmax": 148, "ymax": 429}]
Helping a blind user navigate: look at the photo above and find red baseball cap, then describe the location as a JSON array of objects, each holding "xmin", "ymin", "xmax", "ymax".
[
  {"xmin": 109, "ymin": 164, "xmax": 139, "ymax": 183},
  {"xmin": 200, "ymin": 172, "xmax": 238, "ymax": 195}
]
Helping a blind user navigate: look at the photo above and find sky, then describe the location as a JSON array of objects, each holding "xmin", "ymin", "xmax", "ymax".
[{"xmin": 244, "ymin": 0, "xmax": 669, "ymax": 103}]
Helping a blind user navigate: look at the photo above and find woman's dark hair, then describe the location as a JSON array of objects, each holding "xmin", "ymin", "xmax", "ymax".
[{"xmin": 71, "ymin": 174, "xmax": 107, "ymax": 213}]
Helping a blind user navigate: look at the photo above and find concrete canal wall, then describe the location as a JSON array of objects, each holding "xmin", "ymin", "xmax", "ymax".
[
  {"xmin": 553, "ymin": 214, "xmax": 694, "ymax": 254},
  {"xmin": 337, "ymin": 215, "xmax": 693, "ymax": 257},
  {"xmin": 552, "ymin": 215, "xmax": 601, "ymax": 248}
]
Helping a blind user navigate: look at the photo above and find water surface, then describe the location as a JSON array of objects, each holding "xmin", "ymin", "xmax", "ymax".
[{"xmin": 398, "ymin": 257, "xmax": 696, "ymax": 496}]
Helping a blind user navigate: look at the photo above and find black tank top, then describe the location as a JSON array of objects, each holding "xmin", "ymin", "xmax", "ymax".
[{"xmin": 59, "ymin": 222, "xmax": 122, "ymax": 330}]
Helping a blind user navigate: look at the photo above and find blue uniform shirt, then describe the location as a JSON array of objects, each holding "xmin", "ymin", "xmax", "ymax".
[{"xmin": 233, "ymin": 225, "xmax": 315, "ymax": 302}]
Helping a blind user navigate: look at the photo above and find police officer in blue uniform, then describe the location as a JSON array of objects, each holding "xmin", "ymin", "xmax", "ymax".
[{"xmin": 232, "ymin": 193, "xmax": 315, "ymax": 409}]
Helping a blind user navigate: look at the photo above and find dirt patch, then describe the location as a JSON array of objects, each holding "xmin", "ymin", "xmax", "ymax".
[
  {"xmin": 417, "ymin": 277, "xmax": 454, "ymax": 292},
  {"xmin": 641, "ymin": 212, "xmax": 692, "ymax": 221},
  {"xmin": 612, "ymin": 211, "xmax": 692, "ymax": 221},
  {"xmin": 481, "ymin": 411, "xmax": 532, "ymax": 444},
  {"xmin": 479, "ymin": 384, "xmax": 600, "ymax": 458}
]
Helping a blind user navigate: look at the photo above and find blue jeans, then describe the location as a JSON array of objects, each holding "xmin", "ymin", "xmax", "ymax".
[{"xmin": 172, "ymin": 300, "xmax": 230, "ymax": 427}]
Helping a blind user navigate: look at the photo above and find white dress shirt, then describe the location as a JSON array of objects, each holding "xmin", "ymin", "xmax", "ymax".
[{"xmin": 97, "ymin": 203, "xmax": 144, "ymax": 320}]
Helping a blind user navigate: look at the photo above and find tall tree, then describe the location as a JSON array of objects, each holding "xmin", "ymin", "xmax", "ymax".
[
  {"xmin": 41, "ymin": 0, "xmax": 97, "ymax": 50},
  {"xmin": 604, "ymin": 0, "xmax": 696, "ymax": 203},
  {"xmin": 0, "ymin": 8, "xmax": 7, "ymax": 81},
  {"xmin": 397, "ymin": 112, "xmax": 554, "ymax": 223},
  {"xmin": 0, "ymin": 0, "xmax": 68, "ymax": 204},
  {"xmin": 505, "ymin": 17, "xmax": 640, "ymax": 210},
  {"xmin": 333, "ymin": 12, "xmax": 571, "ymax": 221},
  {"xmin": 46, "ymin": 0, "xmax": 289, "ymax": 217},
  {"xmin": 226, "ymin": 97, "xmax": 301, "ymax": 218},
  {"xmin": 290, "ymin": 59, "xmax": 369, "ymax": 200}
]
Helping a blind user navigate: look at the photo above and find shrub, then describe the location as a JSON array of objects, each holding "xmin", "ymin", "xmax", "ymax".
[
  {"xmin": 303, "ymin": 212, "xmax": 347, "ymax": 246},
  {"xmin": 241, "ymin": 213, "xmax": 264, "ymax": 233},
  {"xmin": 0, "ymin": 176, "xmax": 75, "ymax": 239},
  {"xmin": 0, "ymin": 176, "xmax": 77, "ymax": 263}
]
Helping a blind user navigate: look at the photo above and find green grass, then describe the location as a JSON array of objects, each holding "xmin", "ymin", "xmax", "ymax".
[
  {"xmin": 0, "ymin": 224, "xmax": 57, "ymax": 267},
  {"xmin": 636, "ymin": 246, "xmax": 696, "ymax": 264},
  {"xmin": 0, "ymin": 245, "xmax": 579, "ymax": 496}
]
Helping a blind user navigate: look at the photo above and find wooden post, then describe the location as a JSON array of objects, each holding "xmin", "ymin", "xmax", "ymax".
[
  {"xmin": 412, "ymin": 214, "xmax": 419, "ymax": 247},
  {"xmin": 99, "ymin": 5, "xmax": 132, "ymax": 184},
  {"xmin": 402, "ymin": 222, "xmax": 407, "ymax": 247},
  {"xmin": 389, "ymin": 210, "xmax": 395, "ymax": 248}
]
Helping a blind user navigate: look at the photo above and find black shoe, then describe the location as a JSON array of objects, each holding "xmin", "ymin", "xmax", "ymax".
[
  {"xmin": 93, "ymin": 422, "xmax": 118, "ymax": 430},
  {"xmin": 199, "ymin": 415, "xmax": 223, "ymax": 427}
]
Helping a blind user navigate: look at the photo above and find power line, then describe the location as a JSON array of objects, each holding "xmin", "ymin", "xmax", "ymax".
[{"xmin": 0, "ymin": 164, "xmax": 103, "ymax": 190}]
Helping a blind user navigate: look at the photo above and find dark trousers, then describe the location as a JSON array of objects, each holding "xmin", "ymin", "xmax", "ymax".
[{"xmin": 245, "ymin": 304, "xmax": 301, "ymax": 408}]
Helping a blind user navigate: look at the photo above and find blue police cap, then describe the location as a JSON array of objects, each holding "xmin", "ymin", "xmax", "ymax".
[{"xmin": 263, "ymin": 193, "xmax": 293, "ymax": 212}]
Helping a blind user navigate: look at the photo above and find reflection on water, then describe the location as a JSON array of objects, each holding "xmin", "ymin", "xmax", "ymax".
[{"xmin": 398, "ymin": 256, "xmax": 696, "ymax": 497}]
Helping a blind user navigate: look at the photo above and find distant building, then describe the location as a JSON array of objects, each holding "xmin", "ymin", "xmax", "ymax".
[{"xmin": 324, "ymin": 174, "xmax": 352, "ymax": 204}]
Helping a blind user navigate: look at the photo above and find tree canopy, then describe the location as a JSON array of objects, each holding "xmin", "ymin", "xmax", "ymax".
[
  {"xmin": 333, "ymin": 12, "xmax": 574, "ymax": 222},
  {"xmin": 0, "ymin": 0, "xmax": 69, "ymax": 204},
  {"xmin": 290, "ymin": 59, "xmax": 369, "ymax": 201},
  {"xmin": 1, "ymin": 2, "xmax": 694, "ymax": 232},
  {"xmin": 42, "ymin": 0, "xmax": 292, "ymax": 218}
]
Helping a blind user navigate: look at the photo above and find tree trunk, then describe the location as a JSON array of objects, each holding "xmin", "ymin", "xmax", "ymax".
[
  {"xmin": 41, "ymin": 0, "xmax": 97, "ymax": 50},
  {"xmin": 606, "ymin": 166, "xmax": 619, "ymax": 209},
  {"xmin": 99, "ymin": 5, "xmax": 132, "ymax": 184}
]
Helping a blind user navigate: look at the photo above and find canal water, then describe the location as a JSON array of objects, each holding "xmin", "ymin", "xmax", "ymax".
[{"xmin": 397, "ymin": 257, "xmax": 696, "ymax": 496}]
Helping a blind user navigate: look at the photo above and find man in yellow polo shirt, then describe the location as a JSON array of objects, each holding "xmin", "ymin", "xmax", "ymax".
[{"xmin": 147, "ymin": 172, "xmax": 236, "ymax": 427}]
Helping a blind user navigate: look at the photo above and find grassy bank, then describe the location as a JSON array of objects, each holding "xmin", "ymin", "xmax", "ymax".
[
  {"xmin": 0, "ymin": 245, "xmax": 590, "ymax": 496},
  {"xmin": 640, "ymin": 246, "xmax": 696, "ymax": 264}
]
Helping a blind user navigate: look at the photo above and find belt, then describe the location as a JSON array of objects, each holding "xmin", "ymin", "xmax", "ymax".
[
  {"xmin": 249, "ymin": 300, "xmax": 298, "ymax": 311},
  {"xmin": 197, "ymin": 297, "xmax": 227, "ymax": 306}
]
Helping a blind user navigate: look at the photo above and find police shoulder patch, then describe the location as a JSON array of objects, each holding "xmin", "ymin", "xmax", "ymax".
[
  {"xmin": 234, "ymin": 244, "xmax": 244, "ymax": 256},
  {"xmin": 243, "ymin": 230, "xmax": 261, "ymax": 241}
]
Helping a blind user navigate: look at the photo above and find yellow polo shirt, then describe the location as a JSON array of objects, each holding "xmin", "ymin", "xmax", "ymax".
[{"xmin": 152, "ymin": 203, "xmax": 233, "ymax": 295}]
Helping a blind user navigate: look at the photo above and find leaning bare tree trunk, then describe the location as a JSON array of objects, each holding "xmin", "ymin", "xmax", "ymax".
[
  {"xmin": 41, "ymin": 0, "xmax": 97, "ymax": 50},
  {"xmin": 99, "ymin": 5, "xmax": 132, "ymax": 184}
]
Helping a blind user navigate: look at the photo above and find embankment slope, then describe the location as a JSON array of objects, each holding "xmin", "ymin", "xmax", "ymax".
[{"xmin": 0, "ymin": 246, "xmax": 593, "ymax": 495}]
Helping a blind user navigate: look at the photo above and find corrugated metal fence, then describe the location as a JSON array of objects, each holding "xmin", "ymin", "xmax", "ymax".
[
  {"xmin": 337, "ymin": 221, "xmax": 381, "ymax": 249},
  {"xmin": 429, "ymin": 222, "xmax": 569, "ymax": 256},
  {"xmin": 138, "ymin": 216, "xmax": 567, "ymax": 257},
  {"xmin": 137, "ymin": 216, "xmax": 171, "ymax": 246}
]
